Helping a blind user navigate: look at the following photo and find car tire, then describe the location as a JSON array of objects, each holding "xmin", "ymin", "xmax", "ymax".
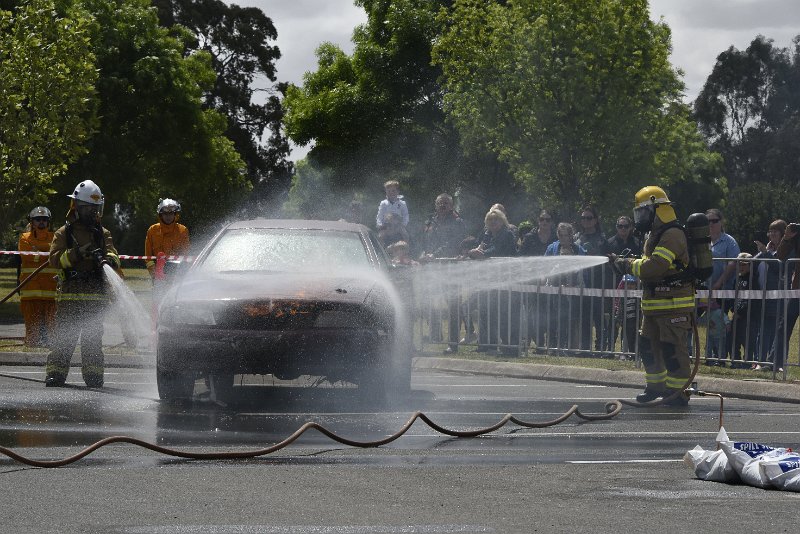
[
  {"xmin": 210, "ymin": 373, "xmax": 235, "ymax": 403},
  {"xmin": 156, "ymin": 367, "xmax": 195, "ymax": 400}
]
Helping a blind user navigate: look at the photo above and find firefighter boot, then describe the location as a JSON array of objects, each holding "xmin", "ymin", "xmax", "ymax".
[
  {"xmin": 83, "ymin": 369, "xmax": 104, "ymax": 388},
  {"xmin": 45, "ymin": 374, "xmax": 66, "ymax": 387},
  {"xmin": 661, "ymin": 388, "xmax": 689, "ymax": 407},
  {"xmin": 636, "ymin": 386, "xmax": 666, "ymax": 403}
]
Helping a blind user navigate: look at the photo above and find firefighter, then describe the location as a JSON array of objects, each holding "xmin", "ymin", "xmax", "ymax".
[
  {"xmin": 17, "ymin": 207, "xmax": 58, "ymax": 347},
  {"xmin": 144, "ymin": 198, "xmax": 189, "ymax": 280},
  {"xmin": 610, "ymin": 186, "xmax": 694, "ymax": 406},
  {"xmin": 45, "ymin": 180, "xmax": 120, "ymax": 388}
]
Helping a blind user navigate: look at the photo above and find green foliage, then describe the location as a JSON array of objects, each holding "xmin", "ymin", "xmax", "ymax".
[
  {"xmin": 433, "ymin": 0, "xmax": 721, "ymax": 217},
  {"xmin": 282, "ymin": 160, "xmax": 340, "ymax": 221},
  {"xmin": 695, "ymin": 35, "xmax": 800, "ymax": 190},
  {"xmin": 283, "ymin": 0, "xmax": 521, "ymax": 234},
  {"xmin": 48, "ymin": 0, "xmax": 249, "ymax": 246},
  {"xmin": 0, "ymin": 0, "xmax": 97, "ymax": 235},
  {"xmin": 725, "ymin": 183, "xmax": 800, "ymax": 255},
  {"xmin": 153, "ymin": 0, "xmax": 293, "ymax": 215}
]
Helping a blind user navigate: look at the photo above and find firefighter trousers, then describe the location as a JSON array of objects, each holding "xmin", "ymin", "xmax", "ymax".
[
  {"xmin": 639, "ymin": 312, "xmax": 694, "ymax": 392},
  {"xmin": 20, "ymin": 299, "xmax": 56, "ymax": 347},
  {"xmin": 45, "ymin": 298, "xmax": 107, "ymax": 383}
]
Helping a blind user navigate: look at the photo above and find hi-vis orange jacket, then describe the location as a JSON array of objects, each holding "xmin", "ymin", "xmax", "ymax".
[
  {"xmin": 144, "ymin": 222, "xmax": 189, "ymax": 275},
  {"xmin": 18, "ymin": 228, "xmax": 57, "ymax": 301}
]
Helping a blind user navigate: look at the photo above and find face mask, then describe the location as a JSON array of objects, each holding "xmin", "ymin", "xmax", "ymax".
[
  {"xmin": 76, "ymin": 205, "xmax": 99, "ymax": 226},
  {"xmin": 633, "ymin": 205, "xmax": 655, "ymax": 233}
]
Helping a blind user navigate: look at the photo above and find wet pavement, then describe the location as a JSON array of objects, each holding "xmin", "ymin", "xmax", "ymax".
[{"xmin": 2, "ymin": 367, "xmax": 800, "ymax": 533}]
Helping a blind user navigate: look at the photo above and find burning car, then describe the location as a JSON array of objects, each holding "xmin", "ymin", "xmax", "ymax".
[{"xmin": 155, "ymin": 219, "xmax": 412, "ymax": 402}]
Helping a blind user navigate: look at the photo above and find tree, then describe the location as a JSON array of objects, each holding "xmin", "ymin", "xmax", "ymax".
[
  {"xmin": 283, "ymin": 0, "xmax": 523, "ymax": 232},
  {"xmin": 433, "ymin": 0, "xmax": 720, "ymax": 216},
  {"xmin": 49, "ymin": 0, "xmax": 249, "ymax": 252},
  {"xmin": 153, "ymin": 0, "xmax": 293, "ymax": 216},
  {"xmin": 725, "ymin": 182, "xmax": 800, "ymax": 254},
  {"xmin": 694, "ymin": 35, "xmax": 800, "ymax": 189},
  {"xmin": 0, "ymin": 0, "xmax": 97, "ymax": 237}
]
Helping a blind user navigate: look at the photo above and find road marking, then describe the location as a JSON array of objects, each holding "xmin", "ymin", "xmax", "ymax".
[{"xmin": 567, "ymin": 459, "xmax": 683, "ymax": 464}]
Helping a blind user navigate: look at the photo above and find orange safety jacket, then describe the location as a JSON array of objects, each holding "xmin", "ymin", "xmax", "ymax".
[
  {"xmin": 144, "ymin": 222, "xmax": 189, "ymax": 274},
  {"xmin": 18, "ymin": 228, "xmax": 58, "ymax": 301}
]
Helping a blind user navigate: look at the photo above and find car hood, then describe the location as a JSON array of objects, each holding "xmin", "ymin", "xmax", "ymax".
[{"xmin": 171, "ymin": 272, "xmax": 380, "ymax": 305}]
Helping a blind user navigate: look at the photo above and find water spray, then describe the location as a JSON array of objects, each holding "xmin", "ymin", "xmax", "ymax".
[{"xmin": 0, "ymin": 254, "xmax": 724, "ymax": 467}]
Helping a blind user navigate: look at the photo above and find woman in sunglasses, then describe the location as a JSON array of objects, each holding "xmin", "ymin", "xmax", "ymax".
[{"xmin": 519, "ymin": 209, "xmax": 556, "ymax": 256}]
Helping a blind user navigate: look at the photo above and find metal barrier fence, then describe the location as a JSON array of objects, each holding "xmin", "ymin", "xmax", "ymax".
[{"xmin": 413, "ymin": 256, "xmax": 799, "ymax": 381}]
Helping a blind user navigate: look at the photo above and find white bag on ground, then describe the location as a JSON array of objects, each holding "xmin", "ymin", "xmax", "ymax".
[
  {"xmin": 761, "ymin": 454, "xmax": 800, "ymax": 491},
  {"xmin": 683, "ymin": 427, "xmax": 739, "ymax": 482},
  {"xmin": 720, "ymin": 438, "xmax": 790, "ymax": 489}
]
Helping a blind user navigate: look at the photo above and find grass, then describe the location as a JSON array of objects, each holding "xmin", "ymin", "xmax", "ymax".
[
  {"xmin": 416, "ymin": 313, "xmax": 800, "ymax": 383},
  {"xmin": 0, "ymin": 266, "xmax": 152, "ymax": 354},
  {"xmin": 419, "ymin": 342, "xmax": 800, "ymax": 382}
]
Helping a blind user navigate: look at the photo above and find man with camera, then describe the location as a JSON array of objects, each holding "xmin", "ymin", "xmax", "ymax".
[{"xmin": 44, "ymin": 180, "xmax": 120, "ymax": 388}]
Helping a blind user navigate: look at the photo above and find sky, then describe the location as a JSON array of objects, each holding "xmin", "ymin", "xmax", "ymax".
[{"xmin": 240, "ymin": 0, "xmax": 800, "ymax": 160}]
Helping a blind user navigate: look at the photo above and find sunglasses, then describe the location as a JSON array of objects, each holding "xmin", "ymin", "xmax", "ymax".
[
  {"xmin": 616, "ymin": 224, "xmax": 630, "ymax": 229},
  {"xmin": 708, "ymin": 218, "xmax": 721, "ymax": 224},
  {"xmin": 31, "ymin": 217, "xmax": 49, "ymax": 222},
  {"xmin": 539, "ymin": 217, "xmax": 552, "ymax": 222},
  {"xmin": 581, "ymin": 215, "xmax": 595, "ymax": 220}
]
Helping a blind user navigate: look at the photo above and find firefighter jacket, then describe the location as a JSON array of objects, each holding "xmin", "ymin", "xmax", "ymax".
[
  {"xmin": 628, "ymin": 220, "xmax": 693, "ymax": 315},
  {"xmin": 49, "ymin": 213, "xmax": 120, "ymax": 302},
  {"xmin": 144, "ymin": 222, "xmax": 189, "ymax": 274},
  {"xmin": 18, "ymin": 227, "xmax": 57, "ymax": 301}
]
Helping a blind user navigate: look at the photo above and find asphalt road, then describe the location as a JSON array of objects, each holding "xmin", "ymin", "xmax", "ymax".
[{"xmin": 1, "ymin": 367, "xmax": 799, "ymax": 533}]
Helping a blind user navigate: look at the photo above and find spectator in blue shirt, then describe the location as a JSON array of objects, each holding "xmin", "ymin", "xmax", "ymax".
[{"xmin": 705, "ymin": 208, "xmax": 740, "ymax": 366}]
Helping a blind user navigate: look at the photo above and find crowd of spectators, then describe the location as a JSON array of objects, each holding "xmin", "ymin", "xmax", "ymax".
[{"xmin": 351, "ymin": 181, "xmax": 797, "ymax": 372}]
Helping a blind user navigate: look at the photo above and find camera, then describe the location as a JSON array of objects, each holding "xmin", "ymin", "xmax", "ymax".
[{"xmin": 789, "ymin": 223, "xmax": 800, "ymax": 233}]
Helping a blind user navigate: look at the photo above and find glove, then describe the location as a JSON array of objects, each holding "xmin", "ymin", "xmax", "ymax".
[
  {"xmin": 613, "ymin": 258, "xmax": 629, "ymax": 276},
  {"xmin": 608, "ymin": 254, "xmax": 627, "ymax": 275},
  {"xmin": 75, "ymin": 242, "xmax": 94, "ymax": 259}
]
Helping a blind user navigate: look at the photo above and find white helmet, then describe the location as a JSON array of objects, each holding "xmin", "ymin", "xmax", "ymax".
[
  {"xmin": 157, "ymin": 198, "xmax": 181, "ymax": 214},
  {"xmin": 29, "ymin": 206, "xmax": 51, "ymax": 219},
  {"xmin": 67, "ymin": 180, "xmax": 104, "ymax": 206}
]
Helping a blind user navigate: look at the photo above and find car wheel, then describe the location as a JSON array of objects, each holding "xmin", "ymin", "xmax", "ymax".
[
  {"xmin": 209, "ymin": 373, "xmax": 235, "ymax": 403},
  {"xmin": 357, "ymin": 368, "xmax": 390, "ymax": 407},
  {"xmin": 156, "ymin": 367, "xmax": 195, "ymax": 400}
]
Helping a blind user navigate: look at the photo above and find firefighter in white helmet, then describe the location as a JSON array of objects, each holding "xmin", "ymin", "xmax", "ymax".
[
  {"xmin": 610, "ymin": 186, "xmax": 694, "ymax": 406},
  {"xmin": 144, "ymin": 198, "xmax": 189, "ymax": 278},
  {"xmin": 17, "ymin": 207, "xmax": 58, "ymax": 347},
  {"xmin": 45, "ymin": 180, "xmax": 120, "ymax": 388}
]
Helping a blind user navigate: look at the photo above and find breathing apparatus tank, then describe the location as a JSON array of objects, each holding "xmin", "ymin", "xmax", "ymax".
[{"xmin": 685, "ymin": 213, "xmax": 713, "ymax": 283}]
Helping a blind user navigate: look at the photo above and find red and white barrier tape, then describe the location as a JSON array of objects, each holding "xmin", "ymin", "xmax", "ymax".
[{"xmin": 0, "ymin": 250, "xmax": 193, "ymax": 261}]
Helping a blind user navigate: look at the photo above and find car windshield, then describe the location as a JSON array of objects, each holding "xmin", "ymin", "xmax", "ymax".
[{"xmin": 196, "ymin": 228, "xmax": 373, "ymax": 273}]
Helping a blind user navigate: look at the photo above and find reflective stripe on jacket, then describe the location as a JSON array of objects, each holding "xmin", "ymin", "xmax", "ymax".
[
  {"xmin": 144, "ymin": 222, "xmax": 189, "ymax": 272},
  {"xmin": 631, "ymin": 222, "xmax": 693, "ymax": 315},
  {"xmin": 18, "ymin": 229, "xmax": 57, "ymax": 301}
]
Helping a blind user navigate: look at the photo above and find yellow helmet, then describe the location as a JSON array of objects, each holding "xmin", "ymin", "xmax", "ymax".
[
  {"xmin": 633, "ymin": 185, "xmax": 676, "ymax": 231},
  {"xmin": 634, "ymin": 186, "xmax": 671, "ymax": 208}
]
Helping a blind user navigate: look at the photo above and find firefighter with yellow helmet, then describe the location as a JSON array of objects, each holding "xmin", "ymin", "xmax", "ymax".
[
  {"xmin": 17, "ymin": 207, "xmax": 58, "ymax": 347},
  {"xmin": 611, "ymin": 186, "xmax": 694, "ymax": 406},
  {"xmin": 45, "ymin": 180, "xmax": 120, "ymax": 388}
]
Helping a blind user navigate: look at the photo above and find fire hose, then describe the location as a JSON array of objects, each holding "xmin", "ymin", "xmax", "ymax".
[
  {"xmin": 0, "ymin": 320, "xmax": 722, "ymax": 468},
  {"xmin": 0, "ymin": 260, "xmax": 50, "ymax": 305},
  {"xmin": 0, "ymin": 260, "xmax": 719, "ymax": 467}
]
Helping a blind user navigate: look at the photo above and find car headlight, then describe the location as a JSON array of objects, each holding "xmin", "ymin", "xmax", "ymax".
[{"xmin": 160, "ymin": 304, "xmax": 216, "ymax": 326}]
